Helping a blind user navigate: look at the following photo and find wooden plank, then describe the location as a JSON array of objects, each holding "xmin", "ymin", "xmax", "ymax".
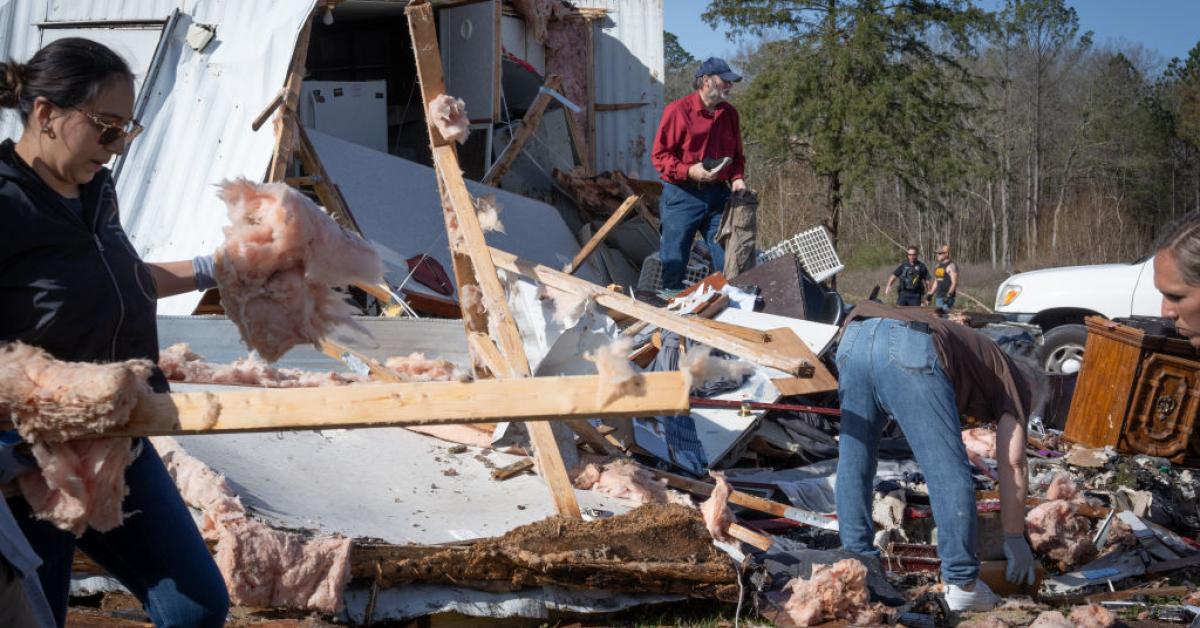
[
  {"xmin": 563, "ymin": 105, "xmax": 592, "ymax": 176},
  {"xmin": 649, "ymin": 466, "xmax": 839, "ymax": 531},
  {"xmin": 482, "ymin": 74, "xmax": 563, "ymax": 186},
  {"xmin": 594, "ymin": 102, "xmax": 648, "ymax": 112},
  {"xmin": 491, "ymin": 457, "xmax": 535, "ymax": 481},
  {"xmin": 563, "ymin": 195, "xmax": 640, "ymax": 274},
  {"xmin": 691, "ymin": 318, "xmax": 772, "ymax": 344},
  {"xmin": 22, "ymin": 373, "xmax": 690, "ymax": 438},
  {"xmin": 251, "ymin": 88, "xmax": 285, "ymax": 132},
  {"xmin": 765, "ymin": 328, "xmax": 839, "ymax": 396},
  {"xmin": 407, "ymin": 0, "xmax": 581, "ymax": 519},
  {"xmin": 727, "ymin": 523, "xmax": 773, "ymax": 551},
  {"xmin": 318, "ymin": 339, "xmax": 406, "ymax": 383},
  {"xmin": 489, "ymin": 247, "xmax": 813, "ymax": 375},
  {"xmin": 266, "ymin": 13, "xmax": 314, "ymax": 182}
]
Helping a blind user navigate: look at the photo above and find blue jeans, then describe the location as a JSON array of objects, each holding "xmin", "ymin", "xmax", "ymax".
[
  {"xmin": 935, "ymin": 294, "xmax": 956, "ymax": 310},
  {"xmin": 7, "ymin": 440, "xmax": 229, "ymax": 627},
  {"xmin": 834, "ymin": 318, "xmax": 979, "ymax": 585},
  {"xmin": 659, "ymin": 181, "xmax": 730, "ymax": 290}
]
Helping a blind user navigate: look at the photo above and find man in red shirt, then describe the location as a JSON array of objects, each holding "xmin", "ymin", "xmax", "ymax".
[{"xmin": 651, "ymin": 57, "xmax": 747, "ymax": 297}]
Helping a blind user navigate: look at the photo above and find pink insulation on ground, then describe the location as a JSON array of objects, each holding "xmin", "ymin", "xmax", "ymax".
[
  {"xmin": 1067, "ymin": 604, "xmax": 1117, "ymax": 628},
  {"xmin": 429, "ymin": 94, "xmax": 470, "ymax": 144},
  {"xmin": 383, "ymin": 353, "xmax": 469, "ymax": 382},
  {"xmin": 571, "ymin": 459, "xmax": 692, "ymax": 506},
  {"xmin": 0, "ymin": 343, "xmax": 155, "ymax": 536},
  {"xmin": 153, "ymin": 437, "xmax": 351, "ymax": 613},
  {"xmin": 159, "ymin": 343, "xmax": 363, "ymax": 388},
  {"xmin": 780, "ymin": 559, "xmax": 883, "ymax": 626},
  {"xmin": 680, "ymin": 346, "xmax": 754, "ymax": 392},
  {"xmin": 1045, "ymin": 472, "xmax": 1080, "ymax": 501},
  {"xmin": 214, "ymin": 179, "xmax": 384, "ymax": 363},
  {"xmin": 1025, "ymin": 500, "xmax": 1096, "ymax": 571},
  {"xmin": 1029, "ymin": 611, "xmax": 1071, "ymax": 627},
  {"xmin": 700, "ymin": 471, "xmax": 735, "ymax": 543},
  {"xmin": 584, "ymin": 338, "xmax": 645, "ymax": 404}
]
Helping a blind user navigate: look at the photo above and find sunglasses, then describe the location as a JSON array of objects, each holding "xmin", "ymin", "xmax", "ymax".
[{"xmin": 75, "ymin": 108, "xmax": 143, "ymax": 146}]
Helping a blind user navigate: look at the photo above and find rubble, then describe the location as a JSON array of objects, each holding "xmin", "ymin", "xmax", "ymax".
[{"xmin": 779, "ymin": 558, "xmax": 884, "ymax": 626}]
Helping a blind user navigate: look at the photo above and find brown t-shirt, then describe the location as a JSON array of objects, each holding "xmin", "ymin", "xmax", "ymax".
[{"xmin": 841, "ymin": 301, "xmax": 1033, "ymax": 424}]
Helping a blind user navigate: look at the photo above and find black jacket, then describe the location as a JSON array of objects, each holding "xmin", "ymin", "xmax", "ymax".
[{"xmin": 0, "ymin": 139, "xmax": 167, "ymax": 392}]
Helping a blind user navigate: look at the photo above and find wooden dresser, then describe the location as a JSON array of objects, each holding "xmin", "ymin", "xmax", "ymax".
[{"xmin": 1064, "ymin": 317, "xmax": 1200, "ymax": 465}]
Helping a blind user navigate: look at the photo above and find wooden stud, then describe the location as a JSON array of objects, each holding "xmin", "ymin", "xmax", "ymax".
[
  {"xmin": 563, "ymin": 194, "xmax": 640, "ymax": 275},
  {"xmin": 489, "ymin": 247, "xmax": 814, "ymax": 376},
  {"xmin": 727, "ymin": 523, "xmax": 774, "ymax": 551},
  {"xmin": 594, "ymin": 102, "xmax": 648, "ymax": 112},
  {"xmin": 252, "ymin": 88, "xmax": 285, "ymax": 132},
  {"xmin": 563, "ymin": 105, "xmax": 592, "ymax": 176},
  {"xmin": 491, "ymin": 457, "xmax": 535, "ymax": 481},
  {"xmin": 267, "ymin": 13, "xmax": 315, "ymax": 182},
  {"xmin": 12, "ymin": 372, "xmax": 691, "ymax": 439},
  {"xmin": 650, "ymin": 466, "xmax": 839, "ymax": 531},
  {"xmin": 482, "ymin": 75, "xmax": 563, "ymax": 186},
  {"xmin": 407, "ymin": 0, "xmax": 581, "ymax": 519}
]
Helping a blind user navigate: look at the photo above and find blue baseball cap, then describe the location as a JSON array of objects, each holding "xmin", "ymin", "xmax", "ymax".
[{"xmin": 694, "ymin": 57, "xmax": 742, "ymax": 82}]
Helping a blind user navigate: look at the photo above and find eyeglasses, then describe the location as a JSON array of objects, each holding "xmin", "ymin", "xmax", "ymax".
[
  {"xmin": 75, "ymin": 108, "xmax": 143, "ymax": 146},
  {"xmin": 937, "ymin": 250, "xmax": 948, "ymax": 255}
]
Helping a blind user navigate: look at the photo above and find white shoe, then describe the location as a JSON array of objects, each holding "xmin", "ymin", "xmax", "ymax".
[{"xmin": 944, "ymin": 578, "xmax": 1001, "ymax": 612}]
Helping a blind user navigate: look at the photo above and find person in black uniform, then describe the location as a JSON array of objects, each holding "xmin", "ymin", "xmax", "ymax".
[
  {"xmin": 1, "ymin": 39, "xmax": 227, "ymax": 627},
  {"xmin": 884, "ymin": 245, "xmax": 930, "ymax": 306}
]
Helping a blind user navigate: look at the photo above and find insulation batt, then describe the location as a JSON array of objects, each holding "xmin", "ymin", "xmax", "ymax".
[
  {"xmin": 1028, "ymin": 612, "xmax": 1071, "ymax": 628},
  {"xmin": 215, "ymin": 179, "xmax": 384, "ymax": 363},
  {"xmin": 537, "ymin": 283, "xmax": 589, "ymax": 326},
  {"xmin": 1067, "ymin": 604, "xmax": 1117, "ymax": 628},
  {"xmin": 459, "ymin": 284, "xmax": 485, "ymax": 317},
  {"xmin": 475, "ymin": 195, "xmax": 505, "ymax": 233},
  {"xmin": 781, "ymin": 559, "xmax": 883, "ymax": 626},
  {"xmin": 680, "ymin": 346, "xmax": 754, "ymax": 392},
  {"xmin": 510, "ymin": 0, "xmax": 557, "ymax": 43},
  {"xmin": 1025, "ymin": 474, "xmax": 1096, "ymax": 571},
  {"xmin": 571, "ymin": 459, "xmax": 692, "ymax": 507},
  {"xmin": 383, "ymin": 353, "xmax": 469, "ymax": 382},
  {"xmin": 153, "ymin": 437, "xmax": 351, "ymax": 613},
  {"xmin": 0, "ymin": 343, "xmax": 153, "ymax": 536},
  {"xmin": 699, "ymin": 471, "xmax": 735, "ymax": 543},
  {"xmin": 429, "ymin": 94, "xmax": 469, "ymax": 144},
  {"xmin": 159, "ymin": 343, "xmax": 362, "ymax": 388},
  {"xmin": 584, "ymin": 338, "xmax": 644, "ymax": 405}
]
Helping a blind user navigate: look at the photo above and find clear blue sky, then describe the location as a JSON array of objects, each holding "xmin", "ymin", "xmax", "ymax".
[{"xmin": 666, "ymin": 0, "xmax": 1200, "ymax": 71}]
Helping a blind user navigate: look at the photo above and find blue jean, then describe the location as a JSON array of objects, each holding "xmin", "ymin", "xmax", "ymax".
[
  {"xmin": 935, "ymin": 294, "xmax": 956, "ymax": 310},
  {"xmin": 834, "ymin": 318, "xmax": 979, "ymax": 585},
  {"xmin": 7, "ymin": 440, "xmax": 229, "ymax": 627},
  {"xmin": 659, "ymin": 181, "xmax": 730, "ymax": 290}
]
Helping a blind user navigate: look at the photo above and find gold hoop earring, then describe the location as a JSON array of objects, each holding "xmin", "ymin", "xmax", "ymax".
[{"xmin": 41, "ymin": 124, "xmax": 55, "ymax": 139}]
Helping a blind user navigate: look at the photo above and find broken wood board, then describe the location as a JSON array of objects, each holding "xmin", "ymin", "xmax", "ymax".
[
  {"xmin": 489, "ymin": 247, "xmax": 812, "ymax": 375},
  {"xmin": 6, "ymin": 373, "xmax": 690, "ymax": 438},
  {"xmin": 564, "ymin": 194, "xmax": 640, "ymax": 275},
  {"xmin": 350, "ymin": 504, "xmax": 738, "ymax": 601},
  {"xmin": 483, "ymin": 74, "xmax": 563, "ymax": 186}
]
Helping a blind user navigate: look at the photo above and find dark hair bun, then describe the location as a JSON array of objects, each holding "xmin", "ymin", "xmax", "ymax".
[{"xmin": 0, "ymin": 61, "xmax": 24, "ymax": 109}]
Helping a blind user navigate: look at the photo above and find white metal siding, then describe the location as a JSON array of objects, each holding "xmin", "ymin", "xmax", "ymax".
[
  {"xmin": 575, "ymin": 0, "xmax": 662, "ymax": 178},
  {"xmin": 45, "ymin": 0, "xmax": 182, "ymax": 22}
]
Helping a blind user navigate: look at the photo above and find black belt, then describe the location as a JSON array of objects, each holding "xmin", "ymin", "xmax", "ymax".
[{"xmin": 902, "ymin": 320, "xmax": 932, "ymax": 334}]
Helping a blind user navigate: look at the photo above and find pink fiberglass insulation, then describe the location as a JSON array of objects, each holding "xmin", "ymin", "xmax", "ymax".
[
  {"xmin": 1029, "ymin": 611, "xmax": 1071, "ymax": 628},
  {"xmin": 1025, "ymin": 500, "xmax": 1096, "ymax": 571},
  {"xmin": 584, "ymin": 338, "xmax": 644, "ymax": 404},
  {"xmin": 215, "ymin": 178, "xmax": 384, "ymax": 363},
  {"xmin": 429, "ymin": 94, "xmax": 470, "ymax": 144},
  {"xmin": 510, "ymin": 0, "xmax": 557, "ymax": 44},
  {"xmin": 383, "ymin": 353, "xmax": 469, "ymax": 382},
  {"xmin": 159, "ymin": 343, "xmax": 362, "ymax": 388},
  {"xmin": 700, "ymin": 471, "xmax": 735, "ymax": 543},
  {"xmin": 680, "ymin": 346, "xmax": 754, "ymax": 392},
  {"xmin": 1045, "ymin": 472, "xmax": 1079, "ymax": 501},
  {"xmin": 537, "ymin": 284, "xmax": 589, "ymax": 326},
  {"xmin": 545, "ymin": 15, "xmax": 590, "ymax": 151},
  {"xmin": 571, "ymin": 459, "xmax": 692, "ymax": 507},
  {"xmin": 781, "ymin": 559, "xmax": 883, "ymax": 626},
  {"xmin": 153, "ymin": 437, "xmax": 351, "ymax": 613},
  {"xmin": 475, "ymin": 195, "xmax": 505, "ymax": 233},
  {"xmin": 459, "ymin": 285, "xmax": 485, "ymax": 317},
  {"xmin": 17, "ymin": 439, "xmax": 135, "ymax": 536},
  {"xmin": 0, "ymin": 342, "xmax": 152, "ymax": 443},
  {"xmin": 1068, "ymin": 604, "xmax": 1117, "ymax": 628},
  {"xmin": 0, "ymin": 343, "xmax": 156, "ymax": 535}
]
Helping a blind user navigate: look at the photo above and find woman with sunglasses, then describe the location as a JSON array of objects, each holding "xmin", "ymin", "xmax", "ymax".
[{"xmin": 0, "ymin": 39, "xmax": 228, "ymax": 627}]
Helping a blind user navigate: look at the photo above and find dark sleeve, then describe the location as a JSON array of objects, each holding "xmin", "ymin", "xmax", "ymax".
[
  {"xmin": 892, "ymin": 264, "xmax": 903, "ymax": 277},
  {"xmin": 921, "ymin": 263, "xmax": 931, "ymax": 280}
]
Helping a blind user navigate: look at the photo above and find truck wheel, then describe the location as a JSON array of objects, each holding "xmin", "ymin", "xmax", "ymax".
[{"xmin": 1039, "ymin": 324, "xmax": 1088, "ymax": 374}]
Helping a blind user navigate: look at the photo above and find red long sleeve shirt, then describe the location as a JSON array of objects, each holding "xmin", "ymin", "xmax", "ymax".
[{"xmin": 651, "ymin": 92, "xmax": 746, "ymax": 184}]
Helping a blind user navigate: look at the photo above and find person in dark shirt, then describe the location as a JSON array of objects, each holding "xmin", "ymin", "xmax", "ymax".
[
  {"xmin": 884, "ymin": 246, "xmax": 930, "ymax": 306},
  {"xmin": 834, "ymin": 301, "xmax": 1044, "ymax": 612},
  {"xmin": 651, "ymin": 57, "xmax": 747, "ymax": 297},
  {"xmin": 929, "ymin": 244, "xmax": 960, "ymax": 310}
]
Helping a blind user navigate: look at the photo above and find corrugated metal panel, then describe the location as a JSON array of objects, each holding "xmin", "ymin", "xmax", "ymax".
[
  {"xmin": 575, "ymin": 0, "xmax": 662, "ymax": 178},
  {"xmin": 0, "ymin": 0, "xmax": 46, "ymax": 139},
  {"xmin": 44, "ymin": 0, "xmax": 181, "ymax": 22},
  {"xmin": 117, "ymin": 0, "xmax": 316, "ymax": 315}
]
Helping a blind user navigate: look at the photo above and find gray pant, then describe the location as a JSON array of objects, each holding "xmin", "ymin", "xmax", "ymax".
[
  {"xmin": 1, "ymin": 556, "xmax": 43, "ymax": 628},
  {"xmin": 716, "ymin": 189, "xmax": 758, "ymax": 279}
]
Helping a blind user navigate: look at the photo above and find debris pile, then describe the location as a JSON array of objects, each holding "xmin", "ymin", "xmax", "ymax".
[{"xmin": 780, "ymin": 559, "xmax": 884, "ymax": 626}]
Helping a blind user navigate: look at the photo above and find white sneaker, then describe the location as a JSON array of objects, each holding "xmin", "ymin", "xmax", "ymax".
[{"xmin": 944, "ymin": 578, "xmax": 1001, "ymax": 612}]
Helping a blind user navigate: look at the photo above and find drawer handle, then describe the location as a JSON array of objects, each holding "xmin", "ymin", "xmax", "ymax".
[{"xmin": 1156, "ymin": 395, "xmax": 1178, "ymax": 418}]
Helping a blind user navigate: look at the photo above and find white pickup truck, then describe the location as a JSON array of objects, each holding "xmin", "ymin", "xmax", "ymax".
[{"xmin": 994, "ymin": 256, "xmax": 1163, "ymax": 373}]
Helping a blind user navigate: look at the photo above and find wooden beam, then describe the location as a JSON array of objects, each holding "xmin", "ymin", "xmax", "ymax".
[
  {"xmin": 26, "ymin": 373, "xmax": 690, "ymax": 439},
  {"xmin": 482, "ymin": 75, "xmax": 563, "ymax": 186},
  {"xmin": 563, "ymin": 106, "xmax": 592, "ymax": 176},
  {"xmin": 251, "ymin": 88, "xmax": 285, "ymax": 132},
  {"xmin": 727, "ymin": 523, "xmax": 773, "ymax": 551},
  {"xmin": 594, "ymin": 102, "xmax": 648, "ymax": 112},
  {"xmin": 407, "ymin": 0, "xmax": 581, "ymax": 519},
  {"xmin": 489, "ymin": 247, "xmax": 813, "ymax": 376},
  {"xmin": 267, "ymin": 13, "xmax": 314, "ymax": 182},
  {"xmin": 564, "ymin": 195, "xmax": 640, "ymax": 275}
]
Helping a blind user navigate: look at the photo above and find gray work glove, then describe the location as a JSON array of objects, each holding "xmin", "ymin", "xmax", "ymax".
[
  {"xmin": 1003, "ymin": 533, "xmax": 1037, "ymax": 585},
  {"xmin": 192, "ymin": 254, "xmax": 218, "ymax": 292}
]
